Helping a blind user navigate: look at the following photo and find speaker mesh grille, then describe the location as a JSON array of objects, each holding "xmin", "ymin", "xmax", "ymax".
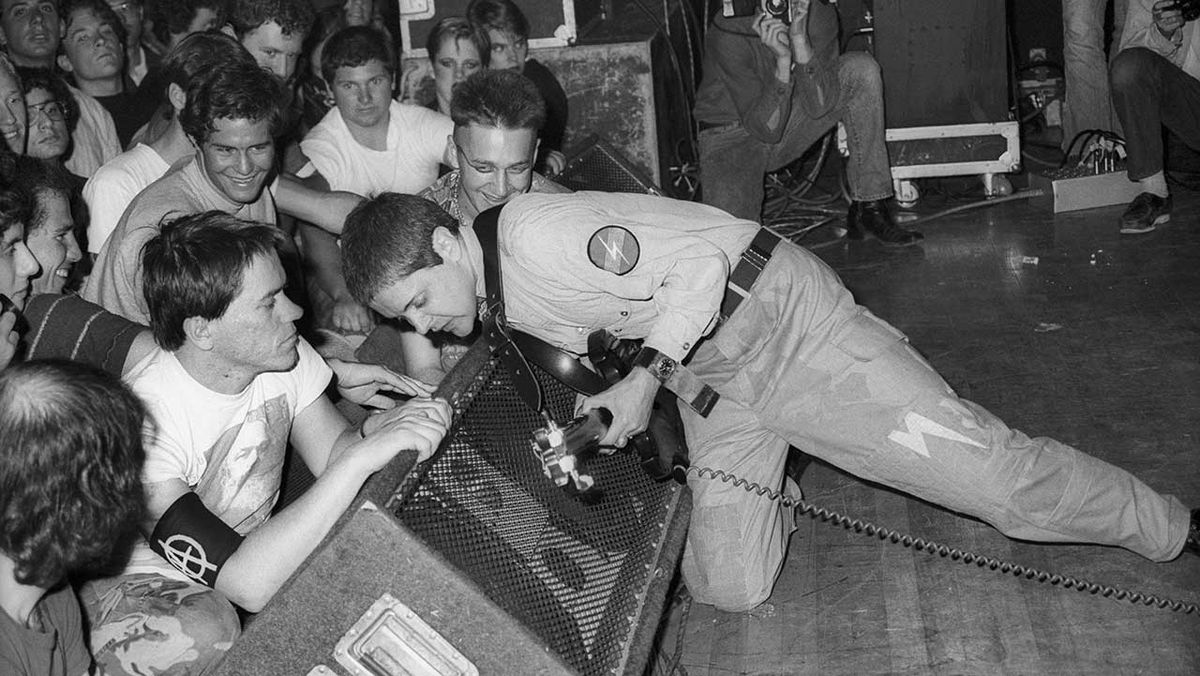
[
  {"xmin": 393, "ymin": 358, "xmax": 677, "ymax": 675},
  {"xmin": 557, "ymin": 136, "xmax": 664, "ymax": 196}
]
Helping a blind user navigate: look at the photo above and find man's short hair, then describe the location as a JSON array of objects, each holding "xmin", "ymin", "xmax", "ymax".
[
  {"xmin": 467, "ymin": 0, "xmax": 529, "ymax": 39},
  {"xmin": 425, "ymin": 16, "xmax": 489, "ymax": 67},
  {"xmin": 142, "ymin": 211, "xmax": 283, "ymax": 350},
  {"xmin": 450, "ymin": 69, "xmax": 545, "ymax": 133},
  {"xmin": 60, "ymin": 0, "xmax": 128, "ymax": 49},
  {"xmin": 230, "ymin": 0, "xmax": 315, "ymax": 39},
  {"xmin": 341, "ymin": 193, "xmax": 459, "ymax": 305},
  {"xmin": 179, "ymin": 59, "xmax": 282, "ymax": 144},
  {"xmin": 149, "ymin": 0, "xmax": 229, "ymax": 45},
  {"xmin": 320, "ymin": 25, "xmax": 394, "ymax": 84},
  {"xmin": 0, "ymin": 359, "xmax": 146, "ymax": 588},
  {"xmin": 157, "ymin": 30, "xmax": 256, "ymax": 111},
  {"xmin": 11, "ymin": 157, "xmax": 75, "ymax": 234},
  {"xmin": 15, "ymin": 67, "xmax": 79, "ymax": 132},
  {"xmin": 0, "ymin": 165, "xmax": 32, "ymax": 242}
]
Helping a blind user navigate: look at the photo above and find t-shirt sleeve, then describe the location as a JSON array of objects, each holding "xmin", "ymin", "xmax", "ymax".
[
  {"xmin": 299, "ymin": 127, "xmax": 343, "ymax": 189},
  {"xmin": 293, "ymin": 338, "xmax": 334, "ymax": 413},
  {"xmin": 411, "ymin": 106, "xmax": 454, "ymax": 169},
  {"xmin": 52, "ymin": 587, "xmax": 92, "ymax": 676},
  {"xmin": 83, "ymin": 169, "xmax": 138, "ymax": 255},
  {"xmin": 21, "ymin": 294, "xmax": 145, "ymax": 376}
]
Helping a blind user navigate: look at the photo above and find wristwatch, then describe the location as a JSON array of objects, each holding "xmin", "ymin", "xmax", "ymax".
[{"xmin": 632, "ymin": 347, "xmax": 676, "ymax": 384}]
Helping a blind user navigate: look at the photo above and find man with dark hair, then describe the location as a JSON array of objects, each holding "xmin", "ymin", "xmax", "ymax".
[
  {"xmin": 0, "ymin": 359, "xmax": 146, "ymax": 675},
  {"xmin": 84, "ymin": 60, "xmax": 281, "ymax": 323},
  {"xmin": 389, "ymin": 68, "xmax": 568, "ymax": 383},
  {"xmin": 0, "ymin": 179, "xmax": 38, "ymax": 368},
  {"xmin": 80, "ymin": 211, "xmax": 450, "ymax": 675},
  {"xmin": 340, "ymin": 185, "xmax": 1200, "ymax": 615},
  {"xmin": 17, "ymin": 67, "xmax": 78, "ymax": 164},
  {"xmin": 694, "ymin": 0, "xmax": 921, "ymax": 244},
  {"xmin": 105, "ymin": 0, "xmax": 155, "ymax": 84},
  {"xmin": 0, "ymin": 0, "xmax": 122, "ymax": 177},
  {"xmin": 57, "ymin": 0, "xmax": 154, "ymax": 146},
  {"xmin": 12, "ymin": 157, "xmax": 82, "ymax": 294},
  {"xmin": 230, "ymin": 0, "xmax": 314, "ymax": 84},
  {"xmin": 467, "ymin": 0, "xmax": 568, "ymax": 175},
  {"xmin": 146, "ymin": 0, "xmax": 226, "ymax": 52},
  {"xmin": 83, "ymin": 30, "xmax": 254, "ymax": 255},
  {"xmin": 297, "ymin": 25, "xmax": 453, "ymax": 336}
]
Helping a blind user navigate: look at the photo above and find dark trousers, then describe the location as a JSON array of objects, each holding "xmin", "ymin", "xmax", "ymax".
[{"xmin": 1110, "ymin": 47, "xmax": 1200, "ymax": 180}]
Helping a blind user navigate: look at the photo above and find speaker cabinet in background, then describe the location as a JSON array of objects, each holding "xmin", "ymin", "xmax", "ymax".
[
  {"xmin": 399, "ymin": 1, "xmax": 701, "ymax": 199},
  {"xmin": 873, "ymin": 0, "xmax": 1008, "ymax": 127},
  {"xmin": 215, "ymin": 342, "xmax": 691, "ymax": 675}
]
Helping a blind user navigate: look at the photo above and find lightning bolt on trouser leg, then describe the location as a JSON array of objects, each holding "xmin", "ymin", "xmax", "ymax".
[{"xmin": 676, "ymin": 243, "xmax": 1191, "ymax": 612}]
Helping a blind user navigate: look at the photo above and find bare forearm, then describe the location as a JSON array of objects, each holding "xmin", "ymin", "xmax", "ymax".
[
  {"xmin": 299, "ymin": 223, "xmax": 352, "ymax": 301},
  {"xmin": 216, "ymin": 452, "xmax": 372, "ymax": 611}
]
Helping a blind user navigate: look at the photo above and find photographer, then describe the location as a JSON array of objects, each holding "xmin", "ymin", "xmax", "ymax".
[
  {"xmin": 693, "ymin": 0, "xmax": 921, "ymax": 245},
  {"xmin": 1109, "ymin": 0, "xmax": 1200, "ymax": 234}
]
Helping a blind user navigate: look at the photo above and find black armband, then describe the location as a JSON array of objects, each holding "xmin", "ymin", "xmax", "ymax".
[{"xmin": 149, "ymin": 492, "xmax": 244, "ymax": 588}]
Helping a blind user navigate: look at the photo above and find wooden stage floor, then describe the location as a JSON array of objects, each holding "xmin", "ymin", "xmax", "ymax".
[{"xmin": 659, "ymin": 185, "xmax": 1200, "ymax": 675}]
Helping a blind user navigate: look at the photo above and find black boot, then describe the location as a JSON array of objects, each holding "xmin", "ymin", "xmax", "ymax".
[
  {"xmin": 1185, "ymin": 508, "xmax": 1200, "ymax": 557},
  {"xmin": 846, "ymin": 199, "xmax": 923, "ymax": 247}
]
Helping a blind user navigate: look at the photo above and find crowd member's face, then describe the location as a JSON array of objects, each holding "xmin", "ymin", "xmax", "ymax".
[
  {"xmin": 0, "ymin": 220, "xmax": 39, "ymax": 308},
  {"xmin": 104, "ymin": 0, "xmax": 141, "ymax": 45},
  {"xmin": 0, "ymin": 0, "xmax": 61, "ymax": 67},
  {"xmin": 204, "ymin": 252, "xmax": 304, "ymax": 376},
  {"xmin": 368, "ymin": 235, "xmax": 478, "ymax": 337},
  {"xmin": 433, "ymin": 36, "xmax": 481, "ymax": 114},
  {"xmin": 330, "ymin": 59, "xmax": 391, "ymax": 130},
  {"xmin": 0, "ymin": 63, "xmax": 26, "ymax": 153},
  {"xmin": 60, "ymin": 8, "xmax": 125, "ymax": 83},
  {"xmin": 342, "ymin": 0, "xmax": 374, "ymax": 27},
  {"xmin": 24, "ymin": 86, "xmax": 68, "ymax": 160},
  {"xmin": 453, "ymin": 123, "xmax": 537, "ymax": 219},
  {"xmin": 241, "ymin": 20, "xmax": 304, "ymax": 83},
  {"xmin": 485, "ymin": 28, "xmax": 526, "ymax": 71},
  {"xmin": 197, "ymin": 117, "xmax": 275, "ymax": 205},
  {"xmin": 25, "ymin": 189, "xmax": 80, "ymax": 295},
  {"xmin": 168, "ymin": 6, "xmax": 220, "ymax": 48}
]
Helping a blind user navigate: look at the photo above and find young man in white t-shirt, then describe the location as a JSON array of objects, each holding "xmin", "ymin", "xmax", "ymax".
[
  {"xmin": 298, "ymin": 25, "xmax": 454, "ymax": 335},
  {"xmin": 80, "ymin": 212, "xmax": 451, "ymax": 676}
]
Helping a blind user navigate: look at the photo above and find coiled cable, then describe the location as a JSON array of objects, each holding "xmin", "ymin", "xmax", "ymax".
[{"xmin": 683, "ymin": 465, "xmax": 1199, "ymax": 615}]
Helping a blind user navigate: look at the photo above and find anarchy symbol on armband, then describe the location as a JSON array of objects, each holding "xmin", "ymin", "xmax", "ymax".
[{"xmin": 158, "ymin": 534, "xmax": 218, "ymax": 582}]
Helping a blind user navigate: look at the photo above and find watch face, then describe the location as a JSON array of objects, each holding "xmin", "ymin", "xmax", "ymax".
[{"xmin": 657, "ymin": 358, "xmax": 676, "ymax": 380}]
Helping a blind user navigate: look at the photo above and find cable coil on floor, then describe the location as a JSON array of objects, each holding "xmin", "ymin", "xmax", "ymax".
[{"xmin": 683, "ymin": 465, "xmax": 1200, "ymax": 616}]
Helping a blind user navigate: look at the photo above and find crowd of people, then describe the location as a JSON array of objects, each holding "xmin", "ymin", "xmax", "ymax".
[{"xmin": 0, "ymin": 0, "xmax": 1198, "ymax": 674}]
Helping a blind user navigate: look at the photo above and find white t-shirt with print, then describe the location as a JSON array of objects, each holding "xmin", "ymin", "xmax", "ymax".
[{"xmin": 121, "ymin": 338, "xmax": 332, "ymax": 583}]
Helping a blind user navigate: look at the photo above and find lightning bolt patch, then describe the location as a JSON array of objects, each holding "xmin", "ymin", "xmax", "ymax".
[
  {"xmin": 887, "ymin": 411, "xmax": 987, "ymax": 457},
  {"xmin": 588, "ymin": 226, "xmax": 640, "ymax": 275}
]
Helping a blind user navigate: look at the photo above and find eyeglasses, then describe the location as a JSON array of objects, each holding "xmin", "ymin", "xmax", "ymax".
[{"xmin": 28, "ymin": 101, "xmax": 65, "ymax": 122}]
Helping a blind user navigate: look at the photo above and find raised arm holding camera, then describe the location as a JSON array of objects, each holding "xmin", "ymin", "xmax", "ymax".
[{"xmin": 693, "ymin": 0, "xmax": 921, "ymax": 245}]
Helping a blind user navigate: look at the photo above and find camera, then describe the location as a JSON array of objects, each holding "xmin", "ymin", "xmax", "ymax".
[{"xmin": 723, "ymin": 0, "xmax": 792, "ymax": 24}]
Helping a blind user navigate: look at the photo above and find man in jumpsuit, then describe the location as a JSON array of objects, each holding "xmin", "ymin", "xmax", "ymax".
[{"xmin": 339, "ymin": 190, "xmax": 1200, "ymax": 612}]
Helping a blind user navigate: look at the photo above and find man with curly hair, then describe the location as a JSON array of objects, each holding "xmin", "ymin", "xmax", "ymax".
[
  {"xmin": 230, "ymin": 0, "xmax": 314, "ymax": 85},
  {"xmin": 0, "ymin": 359, "xmax": 146, "ymax": 675}
]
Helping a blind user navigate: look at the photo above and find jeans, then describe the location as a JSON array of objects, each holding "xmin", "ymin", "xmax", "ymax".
[
  {"xmin": 1110, "ymin": 47, "xmax": 1200, "ymax": 180},
  {"xmin": 699, "ymin": 52, "xmax": 893, "ymax": 222},
  {"xmin": 1062, "ymin": 0, "xmax": 1128, "ymax": 147}
]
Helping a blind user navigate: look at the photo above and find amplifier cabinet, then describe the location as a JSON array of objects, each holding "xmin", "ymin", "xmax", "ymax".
[{"xmin": 215, "ymin": 341, "xmax": 691, "ymax": 675}]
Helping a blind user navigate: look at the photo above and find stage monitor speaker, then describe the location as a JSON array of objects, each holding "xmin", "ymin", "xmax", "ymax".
[
  {"xmin": 215, "ymin": 341, "xmax": 691, "ymax": 676},
  {"xmin": 558, "ymin": 134, "xmax": 664, "ymax": 195}
]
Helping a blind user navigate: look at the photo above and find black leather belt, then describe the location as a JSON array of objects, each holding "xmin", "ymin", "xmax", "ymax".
[{"xmin": 720, "ymin": 228, "xmax": 782, "ymax": 322}]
